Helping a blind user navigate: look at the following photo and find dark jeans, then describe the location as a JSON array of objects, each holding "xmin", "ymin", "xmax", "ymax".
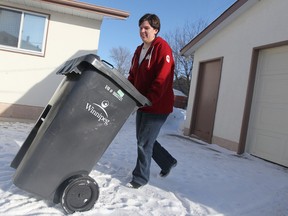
[{"xmin": 132, "ymin": 111, "xmax": 176, "ymax": 185}]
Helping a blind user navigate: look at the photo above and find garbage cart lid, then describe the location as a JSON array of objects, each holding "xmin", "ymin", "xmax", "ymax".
[{"xmin": 56, "ymin": 54, "xmax": 151, "ymax": 107}]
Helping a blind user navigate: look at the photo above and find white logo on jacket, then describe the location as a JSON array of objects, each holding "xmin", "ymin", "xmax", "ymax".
[{"xmin": 166, "ymin": 55, "xmax": 170, "ymax": 63}]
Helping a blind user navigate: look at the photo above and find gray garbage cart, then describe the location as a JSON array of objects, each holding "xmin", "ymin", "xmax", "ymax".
[{"xmin": 10, "ymin": 54, "xmax": 150, "ymax": 214}]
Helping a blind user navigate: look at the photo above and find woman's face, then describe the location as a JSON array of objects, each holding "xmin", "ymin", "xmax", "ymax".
[{"xmin": 139, "ymin": 21, "xmax": 158, "ymax": 45}]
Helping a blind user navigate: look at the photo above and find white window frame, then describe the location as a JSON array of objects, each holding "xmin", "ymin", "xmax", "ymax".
[{"xmin": 0, "ymin": 6, "xmax": 49, "ymax": 56}]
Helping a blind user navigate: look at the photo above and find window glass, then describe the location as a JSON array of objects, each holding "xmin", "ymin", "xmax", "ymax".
[
  {"xmin": 0, "ymin": 8, "xmax": 21, "ymax": 47},
  {"xmin": 20, "ymin": 13, "xmax": 46, "ymax": 52},
  {"xmin": 0, "ymin": 7, "xmax": 47, "ymax": 54}
]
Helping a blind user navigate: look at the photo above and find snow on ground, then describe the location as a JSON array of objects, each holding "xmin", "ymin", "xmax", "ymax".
[{"xmin": 0, "ymin": 108, "xmax": 288, "ymax": 216}]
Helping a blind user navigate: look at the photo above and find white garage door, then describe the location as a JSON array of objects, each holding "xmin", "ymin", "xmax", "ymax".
[{"xmin": 246, "ymin": 45, "xmax": 288, "ymax": 167}]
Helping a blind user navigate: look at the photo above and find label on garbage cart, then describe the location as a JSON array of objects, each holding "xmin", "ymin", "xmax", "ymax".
[
  {"xmin": 105, "ymin": 85, "xmax": 124, "ymax": 101},
  {"xmin": 85, "ymin": 101, "xmax": 110, "ymax": 126}
]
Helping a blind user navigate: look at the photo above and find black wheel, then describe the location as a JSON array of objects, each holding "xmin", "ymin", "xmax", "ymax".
[{"xmin": 60, "ymin": 176, "xmax": 99, "ymax": 214}]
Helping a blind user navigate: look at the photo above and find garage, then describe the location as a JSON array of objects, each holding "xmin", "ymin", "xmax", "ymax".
[{"xmin": 246, "ymin": 45, "xmax": 288, "ymax": 167}]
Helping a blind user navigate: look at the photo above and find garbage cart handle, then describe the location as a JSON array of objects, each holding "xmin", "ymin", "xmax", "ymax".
[{"xmin": 101, "ymin": 60, "xmax": 114, "ymax": 69}]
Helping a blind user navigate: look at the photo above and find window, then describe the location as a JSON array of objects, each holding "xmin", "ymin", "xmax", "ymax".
[{"xmin": 0, "ymin": 7, "xmax": 48, "ymax": 55}]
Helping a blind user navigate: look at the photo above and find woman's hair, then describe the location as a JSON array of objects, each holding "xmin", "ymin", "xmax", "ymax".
[{"xmin": 139, "ymin": 13, "xmax": 161, "ymax": 34}]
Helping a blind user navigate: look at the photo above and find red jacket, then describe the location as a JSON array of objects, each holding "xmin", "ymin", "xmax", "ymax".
[{"xmin": 128, "ymin": 37, "xmax": 174, "ymax": 114}]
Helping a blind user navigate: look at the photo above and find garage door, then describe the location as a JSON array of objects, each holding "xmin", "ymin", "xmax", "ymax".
[{"xmin": 246, "ymin": 45, "xmax": 288, "ymax": 167}]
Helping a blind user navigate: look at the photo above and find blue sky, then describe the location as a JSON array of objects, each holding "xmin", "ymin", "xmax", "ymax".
[{"xmin": 84, "ymin": 0, "xmax": 237, "ymax": 62}]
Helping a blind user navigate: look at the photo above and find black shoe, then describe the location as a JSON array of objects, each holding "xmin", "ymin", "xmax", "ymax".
[
  {"xmin": 126, "ymin": 181, "xmax": 142, "ymax": 189},
  {"xmin": 159, "ymin": 159, "xmax": 177, "ymax": 177}
]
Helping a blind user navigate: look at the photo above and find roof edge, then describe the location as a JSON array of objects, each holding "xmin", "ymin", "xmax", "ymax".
[
  {"xmin": 180, "ymin": 0, "xmax": 253, "ymax": 56},
  {"xmin": 40, "ymin": 0, "xmax": 129, "ymax": 19}
]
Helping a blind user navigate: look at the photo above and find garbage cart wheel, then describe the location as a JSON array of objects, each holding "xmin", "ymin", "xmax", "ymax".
[{"xmin": 60, "ymin": 176, "xmax": 99, "ymax": 214}]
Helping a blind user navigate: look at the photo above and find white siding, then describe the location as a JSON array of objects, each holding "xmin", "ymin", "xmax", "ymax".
[
  {"xmin": 185, "ymin": 0, "xmax": 288, "ymax": 144},
  {"xmin": 0, "ymin": 3, "xmax": 101, "ymax": 107}
]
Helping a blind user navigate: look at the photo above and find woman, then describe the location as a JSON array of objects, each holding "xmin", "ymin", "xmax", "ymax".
[{"xmin": 127, "ymin": 13, "xmax": 177, "ymax": 189}]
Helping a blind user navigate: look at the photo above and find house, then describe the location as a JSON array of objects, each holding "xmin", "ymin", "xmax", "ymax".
[
  {"xmin": 180, "ymin": 0, "xmax": 288, "ymax": 167},
  {"xmin": 173, "ymin": 89, "xmax": 188, "ymax": 109},
  {"xmin": 0, "ymin": 0, "xmax": 129, "ymax": 120}
]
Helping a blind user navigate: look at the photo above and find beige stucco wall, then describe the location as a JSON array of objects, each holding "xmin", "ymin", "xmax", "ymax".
[
  {"xmin": 185, "ymin": 0, "xmax": 288, "ymax": 146},
  {"xmin": 0, "ymin": 2, "xmax": 101, "ymax": 110}
]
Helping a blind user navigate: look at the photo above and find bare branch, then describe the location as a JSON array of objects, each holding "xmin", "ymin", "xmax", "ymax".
[
  {"xmin": 163, "ymin": 19, "xmax": 207, "ymax": 95},
  {"xmin": 109, "ymin": 46, "xmax": 132, "ymax": 76}
]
